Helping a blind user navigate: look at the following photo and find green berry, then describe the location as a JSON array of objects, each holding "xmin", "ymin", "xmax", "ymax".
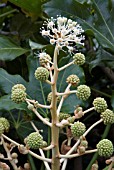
[
  {"xmin": 27, "ymin": 104, "xmax": 34, "ymax": 110},
  {"xmin": 76, "ymin": 85, "xmax": 91, "ymax": 101},
  {"xmin": 71, "ymin": 121, "xmax": 86, "ymax": 137},
  {"xmin": 97, "ymin": 139, "xmax": 113, "ymax": 157},
  {"xmin": 93, "ymin": 97, "xmax": 107, "ymax": 113},
  {"xmin": 0, "ymin": 117, "xmax": 10, "ymax": 132},
  {"xmin": 34, "ymin": 67, "xmax": 49, "ymax": 81},
  {"xmin": 80, "ymin": 140, "xmax": 88, "ymax": 148},
  {"xmin": 39, "ymin": 53, "xmax": 51, "ymax": 66},
  {"xmin": 66, "ymin": 75, "xmax": 80, "ymax": 86},
  {"xmin": 47, "ymin": 92, "xmax": 61, "ymax": 103},
  {"xmin": 92, "ymin": 163, "xmax": 98, "ymax": 170},
  {"xmin": 26, "ymin": 132, "xmax": 44, "ymax": 149},
  {"xmin": 11, "ymin": 84, "xmax": 26, "ymax": 92},
  {"xmin": 42, "ymin": 141, "xmax": 47, "ymax": 147},
  {"xmin": 73, "ymin": 53, "xmax": 85, "ymax": 65},
  {"xmin": 59, "ymin": 112, "xmax": 70, "ymax": 121},
  {"xmin": 101, "ymin": 109, "xmax": 114, "ymax": 125},
  {"xmin": 11, "ymin": 89, "xmax": 26, "ymax": 104},
  {"xmin": 67, "ymin": 116, "xmax": 75, "ymax": 123},
  {"xmin": 0, "ymin": 122, "xmax": 5, "ymax": 135}
]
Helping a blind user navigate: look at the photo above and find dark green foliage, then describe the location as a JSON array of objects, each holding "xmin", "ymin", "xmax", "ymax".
[{"xmin": 0, "ymin": 0, "xmax": 114, "ymax": 169}]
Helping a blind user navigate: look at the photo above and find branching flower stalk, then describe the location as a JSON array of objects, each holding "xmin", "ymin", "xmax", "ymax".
[
  {"xmin": 1, "ymin": 16, "xmax": 114, "ymax": 170},
  {"xmin": 50, "ymin": 46, "xmax": 60, "ymax": 170}
]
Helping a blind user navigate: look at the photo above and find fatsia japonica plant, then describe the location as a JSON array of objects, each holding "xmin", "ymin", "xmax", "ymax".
[{"xmin": 0, "ymin": 16, "xmax": 114, "ymax": 170}]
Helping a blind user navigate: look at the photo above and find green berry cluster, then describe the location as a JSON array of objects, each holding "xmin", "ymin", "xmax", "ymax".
[
  {"xmin": 34, "ymin": 67, "xmax": 49, "ymax": 81},
  {"xmin": 101, "ymin": 109, "xmax": 114, "ymax": 125},
  {"xmin": 26, "ymin": 132, "xmax": 47, "ymax": 149},
  {"xmin": 66, "ymin": 74, "xmax": 80, "ymax": 86},
  {"xmin": 11, "ymin": 84, "xmax": 27, "ymax": 104},
  {"xmin": 47, "ymin": 92, "xmax": 61, "ymax": 103},
  {"xmin": 76, "ymin": 85, "xmax": 91, "ymax": 101},
  {"xmin": 97, "ymin": 139, "xmax": 113, "ymax": 157},
  {"xmin": 0, "ymin": 117, "xmax": 10, "ymax": 132},
  {"xmin": 71, "ymin": 121, "xmax": 86, "ymax": 137},
  {"xmin": 73, "ymin": 53, "xmax": 85, "ymax": 65},
  {"xmin": 59, "ymin": 112, "xmax": 70, "ymax": 121},
  {"xmin": 93, "ymin": 97, "xmax": 107, "ymax": 113},
  {"xmin": 11, "ymin": 84, "xmax": 26, "ymax": 92},
  {"xmin": 39, "ymin": 54, "xmax": 51, "ymax": 66}
]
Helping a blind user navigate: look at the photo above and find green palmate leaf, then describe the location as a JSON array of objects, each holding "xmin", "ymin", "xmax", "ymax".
[
  {"xmin": 43, "ymin": 0, "xmax": 114, "ymax": 53},
  {"xmin": 7, "ymin": 0, "xmax": 48, "ymax": 19},
  {"xmin": 0, "ymin": 37, "xmax": 28, "ymax": 61}
]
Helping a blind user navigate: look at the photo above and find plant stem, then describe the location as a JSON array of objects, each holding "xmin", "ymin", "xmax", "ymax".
[
  {"xmin": 83, "ymin": 107, "xmax": 95, "ymax": 115},
  {"xmin": 28, "ymin": 154, "xmax": 37, "ymax": 170},
  {"xmin": 58, "ymin": 61, "xmax": 74, "ymax": 71},
  {"xmin": 1, "ymin": 136, "xmax": 18, "ymax": 170},
  {"xmin": 2, "ymin": 134, "xmax": 51, "ymax": 163},
  {"xmin": 32, "ymin": 108, "xmax": 52, "ymax": 127},
  {"xmin": 51, "ymin": 46, "xmax": 60, "ymax": 170},
  {"xmin": 60, "ymin": 149, "xmax": 97, "ymax": 158},
  {"xmin": 57, "ymin": 90, "xmax": 77, "ymax": 96},
  {"xmin": 0, "ymin": 9, "xmax": 18, "ymax": 18},
  {"xmin": 57, "ymin": 84, "xmax": 71, "ymax": 116},
  {"xmin": 39, "ymin": 149, "xmax": 51, "ymax": 170},
  {"xmin": 61, "ymin": 137, "xmax": 72, "ymax": 170}
]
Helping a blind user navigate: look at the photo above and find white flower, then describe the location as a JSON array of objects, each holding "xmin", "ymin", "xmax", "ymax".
[{"xmin": 41, "ymin": 16, "xmax": 85, "ymax": 52}]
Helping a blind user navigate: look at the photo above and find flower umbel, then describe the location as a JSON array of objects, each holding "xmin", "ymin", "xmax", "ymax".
[{"xmin": 41, "ymin": 16, "xmax": 85, "ymax": 52}]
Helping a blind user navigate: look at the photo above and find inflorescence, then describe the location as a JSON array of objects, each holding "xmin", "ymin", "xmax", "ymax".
[{"xmin": 41, "ymin": 16, "xmax": 85, "ymax": 52}]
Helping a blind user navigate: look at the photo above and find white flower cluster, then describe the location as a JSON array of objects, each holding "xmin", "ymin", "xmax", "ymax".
[{"xmin": 41, "ymin": 16, "xmax": 85, "ymax": 53}]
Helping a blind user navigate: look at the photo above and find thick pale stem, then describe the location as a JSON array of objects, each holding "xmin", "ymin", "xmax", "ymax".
[{"xmin": 51, "ymin": 46, "xmax": 60, "ymax": 170}]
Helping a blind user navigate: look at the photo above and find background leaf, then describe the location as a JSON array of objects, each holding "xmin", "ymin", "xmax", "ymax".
[
  {"xmin": 0, "ymin": 37, "xmax": 28, "ymax": 61},
  {"xmin": 7, "ymin": 0, "xmax": 47, "ymax": 19},
  {"xmin": 43, "ymin": 0, "xmax": 114, "ymax": 53},
  {"xmin": 0, "ymin": 68, "xmax": 27, "ymax": 93}
]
